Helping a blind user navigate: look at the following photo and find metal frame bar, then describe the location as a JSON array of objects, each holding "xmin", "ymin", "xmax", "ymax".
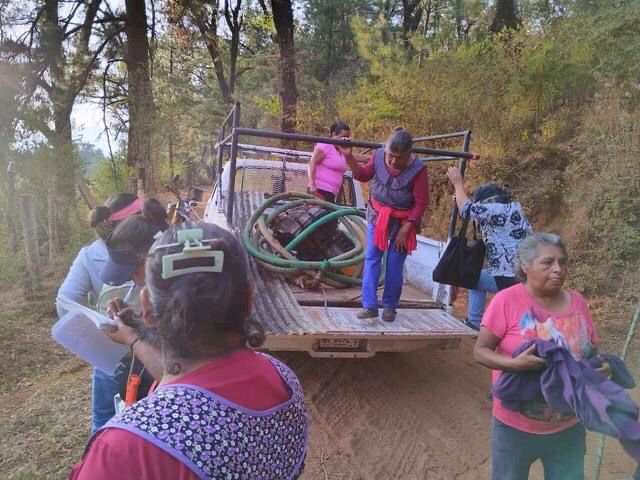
[
  {"xmin": 214, "ymin": 103, "xmax": 477, "ymax": 228},
  {"xmin": 413, "ymin": 130, "xmax": 469, "ymax": 142},
  {"xmin": 447, "ymin": 131, "xmax": 471, "ymax": 238}
]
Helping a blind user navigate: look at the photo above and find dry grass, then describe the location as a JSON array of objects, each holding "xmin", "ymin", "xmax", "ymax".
[{"xmin": 0, "ymin": 268, "xmax": 91, "ymax": 479}]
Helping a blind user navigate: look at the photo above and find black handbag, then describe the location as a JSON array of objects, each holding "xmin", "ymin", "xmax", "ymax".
[{"xmin": 432, "ymin": 211, "xmax": 486, "ymax": 289}]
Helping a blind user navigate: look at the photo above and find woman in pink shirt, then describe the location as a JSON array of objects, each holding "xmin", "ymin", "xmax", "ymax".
[
  {"xmin": 308, "ymin": 122, "xmax": 352, "ymax": 202},
  {"xmin": 474, "ymin": 233, "xmax": 611, "ymax": 480}
]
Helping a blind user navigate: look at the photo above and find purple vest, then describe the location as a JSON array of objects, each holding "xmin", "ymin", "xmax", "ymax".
[
  {"xmin": 366, "ymin": 148, "xmax": 425, "ymax": 225},
  {"xmin": 94, "ymin": 354, "xmax": 308, "ymax": 480}
]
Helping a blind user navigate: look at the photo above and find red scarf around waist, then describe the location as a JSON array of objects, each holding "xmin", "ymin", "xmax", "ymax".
[{"xmin": 370, "ymin": 197, "xmax": 417, "ymax": 253}]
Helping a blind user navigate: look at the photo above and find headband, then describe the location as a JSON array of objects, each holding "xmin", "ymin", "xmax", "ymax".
[{"xmin": 108, "ymin": 198, "xmax": 143, "ymax": 222}]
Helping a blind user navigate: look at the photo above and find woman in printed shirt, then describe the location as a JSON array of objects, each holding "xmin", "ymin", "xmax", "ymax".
[
  {"xmin": 70, "ymin": 222, "xmax": 308, "ymax": 480},
  {"xmin": 447, "ymin": 167, "xmax": 532, "ymax": 330}
]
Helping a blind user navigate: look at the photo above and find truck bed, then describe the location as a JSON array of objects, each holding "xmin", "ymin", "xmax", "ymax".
[{"xmin": 232, "ymin": 192, "xmax": 476, "ymax": 356}]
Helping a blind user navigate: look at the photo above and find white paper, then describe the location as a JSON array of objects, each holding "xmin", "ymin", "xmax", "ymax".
[
  {"xmin": 51, "ymin": 310, "xmax": 129, "ymax": 375},
  {"xmin": 56, "ymin": 295, "xmax": 116, "ymax": 328}
]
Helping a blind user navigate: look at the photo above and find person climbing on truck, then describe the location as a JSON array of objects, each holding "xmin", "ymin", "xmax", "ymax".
[
  {"xmin": 447, "ymin": 167, "xmax": 532, "ymax": 330},
  {"xmin": 344, "ymin": 128, "xmax": 429, "ymax": 322}
]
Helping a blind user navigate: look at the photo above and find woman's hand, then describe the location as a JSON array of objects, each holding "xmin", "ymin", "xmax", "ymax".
[
  {"xmin": 447, "ymin": 166, "xmax": 464, "ymax": 186},
  {"xmin": 394, "ymin": 223, "xmax": 412, "ymax": 252},
  {"xmin": 103, "ymin": 298, "xmax": 139, "ymax": 346},
  {"xmin": 595, "ymin": 356, "xmax": 612, "ymax": 378},
  {"xmin": 308, "ymin": 184, "xmax": 318, "ymax": 195},
  {"xmin": 510, "ymin": 344, "xmax": 547, "ymax": 371}
]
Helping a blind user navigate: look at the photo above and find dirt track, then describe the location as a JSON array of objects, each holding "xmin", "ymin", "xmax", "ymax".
[
  {"xmin": 0, "ymin": 277, "xmax": 636, "ymax": 478},
  {"xmin": 289, "ymin": 338, "xmax": 636, "ymax": 480}
]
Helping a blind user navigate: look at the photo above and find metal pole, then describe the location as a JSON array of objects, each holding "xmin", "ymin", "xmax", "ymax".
[
  {"xmin": 226, "ymin": 102, "xmax": 241, "ymax": 226},
  {"xmin": 413, "ymin": 131, "xmax": 469, "ymax": 142},
  {"xmin": 447, "ymin": 131, "xmax": 471, "ymax": 238},
  {"xmin": 233, "ymin": 128, "xmax": 479, "ymax": 160},
  {"xmin": 216, "ymin": 127, "xmax": 225, "ymax": 179},
  {"xmin": 594, "ymin": 301, "xmax": 640, "ymax": 480}
]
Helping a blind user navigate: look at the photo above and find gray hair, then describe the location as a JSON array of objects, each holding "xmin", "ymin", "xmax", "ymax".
[
  {"xmin": 513, "ymin": 232, "xmax": 567, "ymax": 282},
  {"xmin": 384, "ymin": 128, "xmax": 413, "ymax": 155}
]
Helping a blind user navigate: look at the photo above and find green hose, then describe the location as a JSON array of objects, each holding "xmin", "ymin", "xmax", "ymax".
[{"xmin": 241, "ymin": 192, "xmax": 384, "ymax": 287}]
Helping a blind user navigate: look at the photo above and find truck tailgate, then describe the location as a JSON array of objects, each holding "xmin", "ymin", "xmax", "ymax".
[{"xmin": 233, "ymin": 192, "xmax": 476, "ymax": 356}]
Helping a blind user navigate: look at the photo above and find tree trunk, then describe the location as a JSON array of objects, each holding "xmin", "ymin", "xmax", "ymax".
[
  {"xmin": 270, "ymin": 0, "xmax": 297, "ymax": 142},
  {"xmin": 224, "ymin": 0, "xmax": 243, "ymax": 95},
  {"xmin": 125, "ymin": 0, "xmax": 157, "ymax": 194},
  {"xmin": 190, "ymin": 1, "xmax": 233, "ymax": 105},
  {"xmin": 401, "ymin": 0, "xmax": 423, "ymax": 51},
  {"xmin": 490, "ymin": 0, "xmax": 521, "ymax": 34}
]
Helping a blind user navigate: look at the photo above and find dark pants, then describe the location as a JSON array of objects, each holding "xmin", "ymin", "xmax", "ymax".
[
  {"xmin": 308, "ymin": 188, "xmax": 336, "ymax": 203},
  {"xmin": 491, "ymin": 418, "xmax": 586, "ymax": 480}
]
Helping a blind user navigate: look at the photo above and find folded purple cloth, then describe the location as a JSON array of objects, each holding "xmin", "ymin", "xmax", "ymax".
[{"xmin": 494, "ymin": 339, "xmax": 640, "ymax": 461}]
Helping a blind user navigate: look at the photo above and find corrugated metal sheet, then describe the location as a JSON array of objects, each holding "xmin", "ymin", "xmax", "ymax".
[
  {"xmin": 233, "ymin": 192, "xmax": 314, "ymax": 335},
  {"xmin": 233, "ymin": 192, "xmax": 474, "ymax": 338}
]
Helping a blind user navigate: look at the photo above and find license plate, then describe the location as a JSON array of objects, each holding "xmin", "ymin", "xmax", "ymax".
[{"xmin": 318, "ymin": 338, "xmax": 363, "ymax": 349}]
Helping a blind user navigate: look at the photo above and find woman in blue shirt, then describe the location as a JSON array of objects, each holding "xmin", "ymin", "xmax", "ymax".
[{"xmin": 57, "ymin": 192, "xmax": 142, "ymax": 433}]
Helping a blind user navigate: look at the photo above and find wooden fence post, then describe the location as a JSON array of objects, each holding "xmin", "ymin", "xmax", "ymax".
[
  {"xmin": 4, "ymin": 161, "xmax": 18, "ymax": 252},
  {"xmin": 75, "ymin": 175, "xmax": 98, "ymax": 210},
  {"xmin": 20, "ymin": 194, "xmax": 40, "ymax": 298},
  {"xmin": 47, "ymin": 177, "xmax": 58, "ymax": 261}
]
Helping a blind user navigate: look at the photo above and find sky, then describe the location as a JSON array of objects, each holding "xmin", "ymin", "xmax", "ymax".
[{"xmin": 71, "ymin": 102, "xmax": 112, "ymax": 154}]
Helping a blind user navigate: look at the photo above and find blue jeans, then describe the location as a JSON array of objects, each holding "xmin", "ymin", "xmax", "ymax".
[
  {"xmin": 492, "ymin": 418, "xmax": 586, "ymax": 480},
  {"xmin": 467, "ymin": 270, "xmax": 518, "ymax": 329},
  {"xmin": 361, "ymin": 223, "xmax": 407, "ymax": 309},
  {"xmin": 91, "ymin": 366, "xmax": 124, "ymax": 434},
  {"xmin": 467, "ymin": 269, "xmax": 498, "ymax": 328}
]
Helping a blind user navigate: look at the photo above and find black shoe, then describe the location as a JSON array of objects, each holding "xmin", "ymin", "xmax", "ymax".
[
  {"xmin": 381, "ymin": 308, "xmax": 397, "ymax": 322},
  {"xmin": 357, "ymin": 308, "xmax": 378, "ymax": 319}
]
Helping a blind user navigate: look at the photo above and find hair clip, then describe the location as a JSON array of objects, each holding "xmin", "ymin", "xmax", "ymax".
[{"xmin": 152, "ymin": 228, "xmax": 224, "ymax": 279}]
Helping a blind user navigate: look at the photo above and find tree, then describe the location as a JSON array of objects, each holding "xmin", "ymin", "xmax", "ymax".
[
  {"xmin": 269, "ymin": 0, "xmax": 297, "ymax": 137},
  {"xmin": 490, "ymin": 0, "xmax": 521, "ymax": 33},
  {"xmin": 0, "ymin": 0, "xmax": 124, "ymax": 258},
  {"xmin": 125, "ymin": 0, "xmax": 157, "ymax": 192}
]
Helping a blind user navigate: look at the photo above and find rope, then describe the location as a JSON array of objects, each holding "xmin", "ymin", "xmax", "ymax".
[
  {"xmin": 594, "ymin": 300, "xmax": 640, "ymax": 480},
  {"xmin": 242, "ymin": 192, "xmax": 385, "ymax": 288}
]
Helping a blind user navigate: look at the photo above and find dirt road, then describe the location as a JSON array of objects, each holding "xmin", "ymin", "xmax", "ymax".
[
  {"xmin": 0, "ymin": 278, "xmax": 636, "ymax": 478},
  {"xmin": 291, "ymin": 338, "xmax": 636, "ymax": 480}
]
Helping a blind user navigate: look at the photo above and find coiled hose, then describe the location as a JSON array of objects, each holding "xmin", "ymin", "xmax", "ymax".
[{"xmin": 242, "ymin": 192, "xmax": 384, "ymax": 288}]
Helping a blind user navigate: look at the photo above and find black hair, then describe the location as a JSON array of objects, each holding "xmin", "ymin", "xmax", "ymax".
[
  {"xmin": 144, "ymin": 221, "xmax": 262, "ymax": 360},
  {"xmin": 329, "ymin": 121, "xmax": 350, "ymax": 137},
  {"xmin": 90, "ymin": 192, "xmax": 138, "ymax": 227},
  {"xmin": 473, "ymin": 183, "xmax": 512, "ymax": 204},
  {"xmin": 106, "ymin": 198, "xmax": 168, "ymax": 262}
]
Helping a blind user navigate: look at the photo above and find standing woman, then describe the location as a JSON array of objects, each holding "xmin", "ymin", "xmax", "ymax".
[
  {"xmin": 56, "ymin": 193, "xmax": 142, "ymax": 317},
  {"xmin": 447, "ymin": 167, "xmax": 532, "ymax": 330},
  {"xmin": 307, "ymin": 121, "xmax": 352, "ymax": 202},
  {"xmin": 344, "ymin": 128, "xmax": 429, "ymax": 322},
  {"xmin": 56, "ymin": 193, "xmax": 142, "ymax": 434},
  {"xmin": 70, "ymin": 222, "xmax": 308, "ymax": 480},
  {"xmin": 474, "ymin": 233, "xmax": 610, "ymax": 480}
]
